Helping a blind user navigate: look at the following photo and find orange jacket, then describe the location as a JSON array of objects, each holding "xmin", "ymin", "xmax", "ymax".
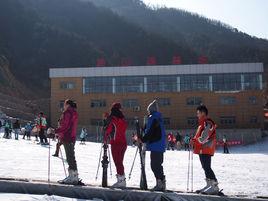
[{"xmin": 192, "ymin": 117, "xmax": 217, "ymax": 156}]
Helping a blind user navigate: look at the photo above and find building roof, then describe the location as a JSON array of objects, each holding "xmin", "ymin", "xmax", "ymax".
[{"xmin": 49, "ymin": 63, "xmax": 264, "ymax": 78}]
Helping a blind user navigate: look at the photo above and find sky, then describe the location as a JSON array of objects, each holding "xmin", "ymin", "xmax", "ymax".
[{"xmin": 142, "ymin": 0, "xmax": 268, "ymax": 40}]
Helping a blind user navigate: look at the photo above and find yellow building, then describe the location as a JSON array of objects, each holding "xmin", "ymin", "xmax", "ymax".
[{"xmin": 49, "ymin": 63, "xmax": 264, "ymax": 143}]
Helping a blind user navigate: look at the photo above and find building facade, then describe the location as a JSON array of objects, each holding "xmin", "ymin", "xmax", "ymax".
[{"xmin": 50, "ymin": 63, "xmax": 264, "ymax": 134}]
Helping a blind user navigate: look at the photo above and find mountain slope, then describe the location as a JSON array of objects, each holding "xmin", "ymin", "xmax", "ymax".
[
  {"xmin": 0, "ymin": 0, "xmax": 197, "ymax": 95},
  {"xmin": 86, "ymin": 0, "xmax": 268, "ymax": 64}
]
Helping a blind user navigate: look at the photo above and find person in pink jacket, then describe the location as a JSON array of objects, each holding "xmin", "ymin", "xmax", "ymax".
[{"xmin": 55, "ymin": 99, "xmax": 79, "ymax": 185}]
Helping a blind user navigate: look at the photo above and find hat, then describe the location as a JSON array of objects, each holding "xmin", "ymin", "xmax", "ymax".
[
  {"xmin": 112, "ymin": 102, "xmax": 122, "ymax": 110},
  {"xmin": 147, "ymin": 100, "xmax": 158, "ymax": 114}
]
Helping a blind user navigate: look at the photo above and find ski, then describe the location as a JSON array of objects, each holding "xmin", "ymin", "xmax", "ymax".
[
  {"xmin": 101, "ymin": 116, "xmax": 111, "ymax": 188},
  {"xmin": 101, "ymin": 143, "xmax": 109, "ymax": 187},
  {"xmin": 57, "ymin": 179, "xmax": 85, "ymax": 186},
  {"xmin": 135, "ymin": 119, "xmax": 148, "ymax": 190}
]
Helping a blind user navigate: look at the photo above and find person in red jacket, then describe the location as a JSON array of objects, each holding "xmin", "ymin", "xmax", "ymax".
[
  {"xmin": 55, "ymin": 99, "xmax": 79, "ymax": 185},
  {"xmin": 192, "ymin": 105, "xmax": 220, "ymax": 195},
  {"xmin": 104, "ymin": 102, "xmax": 127, "ymax": 188},
  {"xmin": 36, "ymin": 112, "xmax": 48, "ymax": 145}
]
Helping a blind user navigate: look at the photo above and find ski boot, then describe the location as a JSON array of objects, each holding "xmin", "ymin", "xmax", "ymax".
[
  {"xmin": 58, "ymin": 169, "xmax": 79, "ymax": 185},
  {"xmin": 202, "ymin": 180, "xmax": 220, "ymax": 195},
  {"xmin": 196, "ymin": 178, "xmax": 212, "ymax": 193},
  {"xmin": 52, "ymin": 153, "xmax": 59, "ymax": 157},
  {"xmin": 111, "ymin": 174, "xmax": 126, "ymax": 188},
  {"xmin": 151, "ymin": 176, "xmax": 166, "ymax": 192}
]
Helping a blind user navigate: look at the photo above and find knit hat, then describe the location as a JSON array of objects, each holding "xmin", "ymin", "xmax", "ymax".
[{"xmin": 147, "ymin": 100, "xmax": 158, "ymax": 114}]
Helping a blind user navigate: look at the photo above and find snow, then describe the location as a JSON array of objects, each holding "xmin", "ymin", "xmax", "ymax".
[
  {"xmin": 0, "ymin": 193, "xmax": 94, "ymax": 201},
  {"xmin": 0, "ymin": 131, "xmax": 267, "ymax": 200}
]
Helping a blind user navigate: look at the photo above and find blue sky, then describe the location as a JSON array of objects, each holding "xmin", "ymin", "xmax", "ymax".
[{"xmin": 142, "ymin": 0, "xmax": 268, "ymax": 40}]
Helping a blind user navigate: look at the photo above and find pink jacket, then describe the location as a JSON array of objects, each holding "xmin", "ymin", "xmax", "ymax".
[{"xmin": 55, "ymin": 107, "xmax": 78, "ymax": 143}]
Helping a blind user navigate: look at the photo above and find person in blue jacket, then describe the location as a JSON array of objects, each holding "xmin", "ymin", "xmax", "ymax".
[{"xmin": 140, "ymin": 100, "xmax": 166, "ymax": 191}]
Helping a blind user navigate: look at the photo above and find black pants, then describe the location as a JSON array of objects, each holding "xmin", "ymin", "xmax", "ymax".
[
  {"xmin": 39, "ymin": 128, "xmax": 48, "ymax": 143},
  {"xmin": 199, "ymin": 154, "xmax": 217, "ymax": 181},
  {"xmin": 223, "ymin": 143, "xmax": 229, "ymax": 153},
  {"xmin": 64, "ymin": 142, "xmax": 77, "ymax": 171},
  {"xmin": 4, "ymin": 128, "xmax": 9, "ymax": 138},
  {"xmin": 184, "ymin": 143, "xmax": 189, "ymax": 151},
  {"xmin": 150, "ymin": 151, "xmax": 164, "ymax": 180},
  {"xmin": 23, "ymin": 131, "xmax": 31, "ymax": 139}
]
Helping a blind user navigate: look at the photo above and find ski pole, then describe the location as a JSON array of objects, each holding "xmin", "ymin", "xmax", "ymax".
[
  {"xmin": 191, "ymin": 149, "xmax": 194, "ymax": 192},
  {"xmin": 107, "ymin": 144, "xmax": 112, "ymax": 178},
  {"xmin": 59, "ymin": 146, "xmax": 67, "ymax": 178},
  {"xmin": 95, "ymin": 142, "xmax": 103, "ymax": 180},
  {"xmin": 186, "ymin": 148, "xmax": 190, "ymax": 192},
  {"xmin": 128, "ymin": 146, "xmax": 139, "ymax": 180},
  {"xmin": 48, "ymin": 137, "xmax": 51, "ymax": 183}
]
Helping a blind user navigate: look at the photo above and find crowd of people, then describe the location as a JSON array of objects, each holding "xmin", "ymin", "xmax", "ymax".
[{"xmin": 0, "ymin": 98, "xmax": 230, "ymax": 195}]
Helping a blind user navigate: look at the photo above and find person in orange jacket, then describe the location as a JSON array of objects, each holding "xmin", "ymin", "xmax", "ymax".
[{"xmin": 191, "ymin": 105, "xmax": 220, "ymax": 195}]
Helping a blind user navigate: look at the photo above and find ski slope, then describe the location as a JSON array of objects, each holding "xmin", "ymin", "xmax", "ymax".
[{"xmin": 0, "ymin": 131, "xmax": 267, "ymax": 200}]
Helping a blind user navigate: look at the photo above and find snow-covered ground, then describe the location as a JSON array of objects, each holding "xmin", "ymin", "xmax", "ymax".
[
  {"xmin": 0, "ymin": 131, "xmax": 267, "ymax": 200},
  {"xmin": 0, "ymin": 194, "xmax": 92, "ymax": 201}
]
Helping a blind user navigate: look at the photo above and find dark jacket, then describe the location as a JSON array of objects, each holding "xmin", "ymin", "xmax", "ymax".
[
  {"xmin": 13, "ymin": 121, "xmax": 20, "ymax": 129},
  {"xmin": 142, "ymin": 111, "xmax": 166, "ymax": 152}
]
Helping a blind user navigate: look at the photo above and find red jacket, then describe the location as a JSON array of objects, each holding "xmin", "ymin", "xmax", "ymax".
[
  {"xmin": 104, "ymin": 116, "xmax": 127, "ymax": 145},
  {"xmin": 168, "ymin": 133, "xmax": 176, "ymax": 143},
  {"xmin": 55, "ymin": 107, "xmax": 78, "ymax": 143},
  {"xmin": 192, "ymin": 117, "xmax": 216, "ymax": 156}
]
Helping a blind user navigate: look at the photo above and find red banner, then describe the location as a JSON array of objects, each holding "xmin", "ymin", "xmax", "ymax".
[
  {"xmin": 198, "ymin": 56, "xmax": 208, "ymax": 64},
  {"xmin": 172, "ymin": 56, "xmax": 182, "ymax": 65},
  {"xmin": 96, "ymin": 58, "xmax": 106, "ymax": 67},
  {"xmin": 147, "ymin": 56, "xmax": 157, "ymax": 65}
]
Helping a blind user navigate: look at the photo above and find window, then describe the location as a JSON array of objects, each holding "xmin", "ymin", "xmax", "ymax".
[
  {"xmin": 187, "ymin": 117, "xmax": 198, "ymax": 126},
  {"xmin": 163, "ymin": 118, "xmax": 171, "ymax": 128},
  {"xmin": 249, "ymin": 96, "xmax": 257, "ymax": 105},
  {"xmin": 213, "ymin": 74, "xmax": 241, "ymax": 91},
  {"xmin": 123, "ymin": 99, "xmax": 139, "ymax": 108},
  {"xmin": 90, "ymin": 119, "xmax": 103, "ymax": 126},
  {"xmin": 186, "ymin": 97, "xmax": 203, "ymax": 106},
  {"xmin": 244, "ymin": 73, "xmax": 261, "ymax": 90},
  {"xmin": 158, "ymin": 98, "xmax": 171, "ymax": 107},
  {"xmin": 83, "ymin": 77, "xmax": 113, "ymax": 93},
  {"xmin": 181, "ymin": 75, "xmax": 210, "ymax": 91},
  {"xmin": 116, "ymin": 76, "xmax": 144, "ymax": 93},
  {"xmin": 220, "ymin": 96, "xmax": 236, "ymax": 105},
  {"xmin": 147, "ymin": 76, "xmax": 177, "ymax": 92},
  {"xmin": 60, "ymin": 82, "xmax": 75, "ymax": 89},
  {"xmin": 90, "ymin": 100, "xmax": 106, "ymax": 108},
  {"xmin": 220, "ymin": 116, "xmax": 236, "ymax": 125},
  {"xmin": 126, "ymin": 118, "xmax": 136, "ymax": 129},
  {"xmin": 250, "ymin": 116, "xmax": 258, "ymax": 124},
  {"xmin": 59, "ymin": 100, "xmax": 65, "ymax": 110}
]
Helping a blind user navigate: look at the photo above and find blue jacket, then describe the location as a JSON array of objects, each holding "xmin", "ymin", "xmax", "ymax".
[
  {"xmin": 144, "ymin": 111, "xmax": 166, "ymax": 152},
  {"xmin": 25, "ymin": 124, "xmax": 32, "ymax": 132}
]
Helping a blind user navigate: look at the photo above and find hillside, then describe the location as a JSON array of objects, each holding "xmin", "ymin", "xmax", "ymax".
[
  {"xmin": 86, "ymin": 0, "xmax": 268, "ymax": 64},
  {"xmin": 0, "ymin": 0, "xmax": 195, "ymax": 96}
]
